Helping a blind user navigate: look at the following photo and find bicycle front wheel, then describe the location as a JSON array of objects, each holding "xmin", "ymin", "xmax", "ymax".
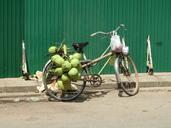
[
  {"xmin": 115, "ymin": 55, "xmax": 139, "ymax": 96},
  {"xmin": 42, "ymin": 60, "xmax": 87, "ymax": 101}
]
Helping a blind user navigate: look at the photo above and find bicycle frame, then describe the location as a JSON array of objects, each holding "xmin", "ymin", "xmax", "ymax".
[
  {"xmin": 82, "ymin": 44, "xmax": 112, "ymax": 75},
  {"xmin": 82, "ymin": 51, "xmax": 114, "ymax": 69}
]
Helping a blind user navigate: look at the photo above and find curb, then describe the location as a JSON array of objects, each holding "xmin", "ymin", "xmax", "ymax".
[
  {"xmin": 1, "ymin": 86, "xmax": 171, "ymax": 104},
  {"xmin": 0, "ymin": 93, "xmax": 48, "ymax": 104},
  {"xmin": 0, "ymin": 85, "xmax": 37, "ymax": 93},
  {"xmin": 0, "ymin": 81, "xmax": 171, "ymax": 93},
  {"xmin": 1, "ymin": 73, "xmax": 171, "ymax": 93}
]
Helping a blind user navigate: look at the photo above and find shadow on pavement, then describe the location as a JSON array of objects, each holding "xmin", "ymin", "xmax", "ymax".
[
  {"xmin": 47, "ymin": 90, "xmax": 111, "ymax": 103},
  {"xmin": 69, "ymin": 90, "xmax": 111, "ymax": 103}
]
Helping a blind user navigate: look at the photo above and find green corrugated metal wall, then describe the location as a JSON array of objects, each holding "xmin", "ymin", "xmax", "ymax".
[
  {"xmin": 0, "ymin": 0, "xmax": 24, "ymax": 77},
  {"xmin": 25, "ymin": 0, "xmax": 171, "ymax": 74},
  {"xmin": 1, "ymin": 0, "xmax": 171, "ymax": 77}
]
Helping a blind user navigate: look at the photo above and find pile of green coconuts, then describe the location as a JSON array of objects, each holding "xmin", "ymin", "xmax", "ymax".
[{"xmin": 48, "ymin": 45, "xmax": 83, "ymax": 91}]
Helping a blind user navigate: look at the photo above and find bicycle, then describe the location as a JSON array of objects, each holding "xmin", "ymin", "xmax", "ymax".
[{"xmin": 42, "ymin": 24, "xmax": 139, "ymax": 101}]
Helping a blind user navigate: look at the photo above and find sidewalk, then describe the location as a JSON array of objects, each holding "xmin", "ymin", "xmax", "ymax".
[
  {"xmin": 1, "ymin": 72, "xmax": 171, "ymax": 92},
  {"xmin": 0, "ymin": 78, "xmax": 37, "ymax": 93},
  {"xmin": 0, "ymin": 72, "xmax": 171, "ymax": 103}
]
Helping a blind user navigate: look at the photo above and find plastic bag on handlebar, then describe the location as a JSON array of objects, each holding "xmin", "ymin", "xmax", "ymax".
[
  {"xmin": 121, "ymin": 38, "xmax": 129, "ymax": 55},
  {"xmin": 110, "ymin": 34, "xmax": 123, "ymax": 52},
  {"xmin": 122, "ymin": 46, "xmax": 129, "ymax": 55}
]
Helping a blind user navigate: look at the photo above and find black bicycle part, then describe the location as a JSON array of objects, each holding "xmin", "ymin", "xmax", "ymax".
[
  {"xmin": 72, "ymin": 42, "xmax": 89, "ymax": 53},
  {"xmin": 90, "ymin": 74, "xmax": 102, "ymax": 87}
]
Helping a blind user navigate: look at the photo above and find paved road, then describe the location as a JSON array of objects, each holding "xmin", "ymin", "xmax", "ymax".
[{"xmin": 0, "ymin": 90, "xmax": 171, "ymax": 128}]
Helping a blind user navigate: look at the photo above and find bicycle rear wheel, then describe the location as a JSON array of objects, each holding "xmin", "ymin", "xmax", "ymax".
[
  {"xmin": 42, "ymin": 60, "xmax": 86, "ymax": 101},
  {"xmin": 115, "ymin": 55, "xmax": 139, "ymax": 96}
]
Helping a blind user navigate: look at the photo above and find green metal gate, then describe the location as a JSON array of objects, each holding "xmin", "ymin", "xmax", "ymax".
[
  {"xmin": 0, "ymin": 0, "xmax": 24, "ymax": 77},
  {"xmin": 24, "ymin": 0, "xmax": 171, "ymax": 74},
  {"xmin": 1, "ymin": 0, "xmax": 171, "ymax": 77}
]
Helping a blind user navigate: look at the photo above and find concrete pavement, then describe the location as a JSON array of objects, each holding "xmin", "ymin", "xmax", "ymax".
[
  {"xmin": 0, "ymin": 72, "xmax": 171, "ymax": 103},
  {"xmin": 0, "ymin": 90, "xmax": 171, "ymax": 128}
]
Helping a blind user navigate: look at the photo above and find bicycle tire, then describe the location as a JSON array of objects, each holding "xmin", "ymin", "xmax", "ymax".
[
  {"xmin": 42, "ymin": 60, "xmax": 87, "ymax": 101},
  {"xmin": 115, "ymin": 55, "xmax": 139, "ymax": 96}
]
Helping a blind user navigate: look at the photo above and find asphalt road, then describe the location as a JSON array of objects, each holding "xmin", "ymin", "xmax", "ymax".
[{"xmin": 0, "ymin": 90, "xmax": 171, "ymax": 128}]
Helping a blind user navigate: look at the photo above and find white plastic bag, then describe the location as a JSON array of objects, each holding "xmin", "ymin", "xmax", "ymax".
[
  {"xmin": 110, "ymin": 35, "xmax": 123, "ymax": 52},
  {"xmin": 122, "ymin": 46, "xmax": 129, "ymax": 55},
  {"xmin": 121, "ymin": 38, "xmax": 129, "ymax": 55}
]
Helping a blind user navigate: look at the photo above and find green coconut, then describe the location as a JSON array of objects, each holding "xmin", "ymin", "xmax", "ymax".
[
  {"xmin": 54, "ymin": 67, "xmax": 63, "ymax": 76},
  {"xmin": 71, "ymin": 58, "xmax": 80, "ymax": 68},
  {"xmin": 62, "ymin": 61, "xmax": 72, "ymax": 72},
  {"xmin": 56, "ymin": 80, "xmax": 64, "ymax": 90},
  {"xmin": 51, "ymin": 54, "xmax": 61, "ymax": 62},
  {"xmin": 48, "ymin": 46, "xmax": 57, "ymax": 54},
  {"xmin": 71, "ymin": 73, "xmax": 81, "ymax": 81},
  {"xmin": 61, "ymin": 74, "xmax": 71, "ymax": 84},
  {"xmin": 56, "ymin": 79, "xmax": 71, "ymax": 90},
  {"xmin": 53, "ymin": 56, "xmax": 65, "ymax": 67},
  {"xmin": 68, "ymin": 68, "xmax": 79, "ymax": 80},
  {"xmin": 72, "ymin": 53, "xmax": 82, "ymax": 60}
]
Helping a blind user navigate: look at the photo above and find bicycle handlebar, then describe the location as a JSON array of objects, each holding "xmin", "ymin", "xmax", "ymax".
[
  {"xmin": 90, "ymin": 24, "xmax": 125, "ymax": 37},
  {"xmin": 90, "ymin": 31, "xmax": 109, "ymax": 37}
]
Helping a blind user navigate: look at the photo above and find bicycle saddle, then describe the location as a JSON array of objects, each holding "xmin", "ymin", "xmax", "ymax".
[{"xmin": 72, "ymin": 42, "xmax": 89, "ymax": 53}]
